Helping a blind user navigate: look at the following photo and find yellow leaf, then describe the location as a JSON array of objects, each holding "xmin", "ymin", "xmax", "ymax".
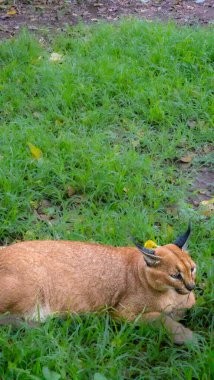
[
  {"xmin": 7, "ymin": 9, "xmax": 17, "ymax": 15},
  {"xmin": 144, "ymin": 240, "xmax": 158, "ymax": 249},
  {"xmin": 201, "ymin": 198, "xmax": 214, "ymax": 206},
  {"xmin": 27, "ymin": 142, "xmax": 43, "ymax": 160},
  {"xmin": 199, "ymin": 198, "xmax": 214, "ymax": 217},
  {"xmin": 179, "ymin": 154, "xmax": 194, "ymax": 163}
]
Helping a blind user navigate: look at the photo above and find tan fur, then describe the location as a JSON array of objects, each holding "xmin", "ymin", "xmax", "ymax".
[{"xmin": 0, "ymin": 240, "xmax": 196, "ymax": 344}]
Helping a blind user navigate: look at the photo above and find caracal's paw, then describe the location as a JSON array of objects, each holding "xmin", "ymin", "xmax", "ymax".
[{"xmin": 172, "ymin": 325, "xmax": 196, "ymax": 345}]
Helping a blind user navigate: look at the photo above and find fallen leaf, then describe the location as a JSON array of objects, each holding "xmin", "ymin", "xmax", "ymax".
[
  {"xmin": 179, "ymin": 154, "xmax": 194, "ymax": 163},
  {"xmin": 132, "ymin": 140, "xmax": 140, "ymax": 148},
  {"xmin": 29, "ymin": 26, "xmax": 38, "ymax": 31},
  {"xmin": 27, "ymin": 142, "xmax": 43, "ymax": 160},
  {"xmin": 7, "ymin": 8, "xmax": 17, "ymax": 16},
  {"xmin": 49, "ymin": 52, "xmax": 63, "ymax": 62},
  {"xmin": 67, "ymin": 186, "xmax": 75, "ymax": 197},
  {"xmin": 201, "ymin": 198, "xmax": 214, "ymax": 206},
  {"xmin": 199, "ymin": 198, "xmax": 214, "ymax": 217},
  {"xmin": 34, "ymin": 210, "xmax": 51, "ymax": 222},
  {"xmin": 199, "ymin": 189, "xmax": 209, "ymax": 196},
  {"xmin": 33, "ymin": 112, "xmax": 41, "ymax": 119},
  {"xmin": 166, "ymin": 205, "xmax": 177, "ymax": 215},
  {"xmin": 123, "ymin": 187, "xmax": 129, "ymax": 193},
  {"xmin": 144, "ymin": 240, "xmax": 158, "ymax": 248},
  {"xmin": 39, "ymin": 37, "xmax": 45, "ymax": 46},
  {"xmin": 200, "ymin": 205, "xmax": 214, "ymax": 217},
  {"xmin": 37, "ymin": 199, "xmax": 52, "ymax": 213},
  {"xmin": 202, "ymin": 144, "xmax": 213, "ymax": 154},
  {"xmin": 55, "ymin": 119, "xmax": 63, "ymax": 126},
  {"xmin": 30, "ymin": 199, "xmax": 38, "ymax": 207},
  {"xmin": 136, "ymin": 130, "xmax": 144, "ymax": 137},
  {"xmin": 187, "ymin": 120, "xmax": 196, "ymax": 129}
]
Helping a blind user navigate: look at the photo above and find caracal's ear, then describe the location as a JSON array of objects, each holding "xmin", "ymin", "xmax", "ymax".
[
  {"xmin": 173, "ymin": 222, "xmax": 191, "ymax": 251},
  {"xmin": 131, "ymin": 237, "xmax": 161, "ymax": 267}
]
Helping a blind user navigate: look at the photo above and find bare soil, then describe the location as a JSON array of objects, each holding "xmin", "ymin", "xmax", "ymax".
[
  {"xmin": 0, "ymin": 1, "xmax": 214, "ymax": 39},
  {"xmin": 188, "ymin": 167, "xmax": 214, "ymax": 207}
]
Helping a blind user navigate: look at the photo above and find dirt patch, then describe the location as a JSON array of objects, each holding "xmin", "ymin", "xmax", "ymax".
[
  {"xmin": 0, "ymin": 0, "xmax": 214, "ymax": 39},
  {"xmin": 188, "ymin": 167, "xmax": 214, "ymax": 207}
]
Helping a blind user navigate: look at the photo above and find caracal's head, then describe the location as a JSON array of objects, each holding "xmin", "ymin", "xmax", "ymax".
[{"xmin": 134, "ymin": 224, "xmax": 197, "ymax": 295}]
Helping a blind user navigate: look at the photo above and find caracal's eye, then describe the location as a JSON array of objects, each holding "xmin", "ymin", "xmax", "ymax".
[{"xmin": 170, "ymin": 273, "xmax": 182, "ymax": 280}]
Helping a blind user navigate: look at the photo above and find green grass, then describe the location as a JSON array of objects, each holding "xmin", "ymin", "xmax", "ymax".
[{"xmin": 0, "ymin": 19, "xmax": 214, "ymax": 379}]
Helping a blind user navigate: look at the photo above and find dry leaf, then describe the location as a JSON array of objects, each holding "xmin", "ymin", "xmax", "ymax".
[
  {"xmin": 144, "ymin": 240, "xmax": 158, "ymax": 248},
  {"xmin": 202, "ymin": 144, "xmax": 213, "ymax": 154},
  {"xmin": 34, "ymin": 210, "xmax": 50, "ymax": 222},
  {"xmin": 199, "ymin": 198, "xmax": 214, "ymax": 217},
  {"xmin": 132, "ymin": 140, "xmax": 140, "ymax": 148},
  {"xmin": 123, "ymin": 187, "xmax": 129, "ymax": 193},
  {"xmin": 201, "ymin": 198, "xmax": 214, "ymax": 206},
  {"xmin": 179, "ymin": 154, "xmax": 194, "ymax": 163},
  {"xmin": 136, "ymin": 130, "xmax": 144, "ymax": 138},
  {"xmin": 200, "ymin": 205, "xmax": 214, "ymax": 217},
  {"xmin": 55, "ymin": 119, "xmax": 63, "ymax": 126},
  {"xmin": 39, "ymin": 37, "xmax": 45, "ymax": 46},
  {"xmin": 49, "ymin": 52, "xmax": 63, "ymax": 62},
  {"xmin": 37, "ymin": 199, "xmax": 52, "ymax": 213},
  {"xmin": 187, "ymin": 120, "xmax": 196, "ymax": 129},
  {"xmin": 7, "ymin": 8, "xmax": 17, "ymax": 15},
  {"xmin": 67, "ymin": 186, "xmax": 75, "ymax": 197},
  {"xmin": 34, "ymin": 210, "xmax": 54, "ymax": 225},
  {"xmin": 27, "ymin": 142, "xmax": 43, "ymax": 160},
  {"xmin": 33, "ymin": 112, "xmax": 41, "ymax": 119}
]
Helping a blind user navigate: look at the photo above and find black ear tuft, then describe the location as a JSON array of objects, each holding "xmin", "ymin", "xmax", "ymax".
[{"xmin": 174, "ymin": 222, "xmax": 191, "ymax": 249}]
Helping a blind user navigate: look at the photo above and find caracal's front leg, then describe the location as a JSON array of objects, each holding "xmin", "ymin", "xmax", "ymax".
[
  {"xmin": 114, "ymin": 306, "xmax": 194, "ymax": 345},
  {"xmin": 140, "ymin": 312, "xmax": 194, "ymax": 345}
]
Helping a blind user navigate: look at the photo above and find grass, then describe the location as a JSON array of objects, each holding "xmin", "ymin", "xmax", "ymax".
[{"xmin": 0, "ymin": 19, "xmax": 214, "ymax": 379}]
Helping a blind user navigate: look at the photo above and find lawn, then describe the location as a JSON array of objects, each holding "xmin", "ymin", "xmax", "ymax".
[{"xmin": 0, "ymin": 19, "xmax": 213, "ymax": 379}]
